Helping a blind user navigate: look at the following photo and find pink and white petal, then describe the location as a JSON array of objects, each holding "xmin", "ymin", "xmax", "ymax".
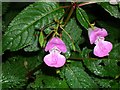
[
  {"xmin": 54, "ymin": 54, "xmax": 66, "ymax": 68},
  {"xmin": 88, "ymin": 28, "xmax": 96, "ymax": 44},
  {"xmin": 49, "ymin": 47, "xmax": 61, "ymax": 54},
  {"xmin": 56, "ymin": 44, "xmax": 67, "ymax": 53},
  {"xmin": 88, "ymin": 27, "xmax": 108, "ymax": 44},
  {"xmin": 94, "ymin": 40, "xmax": 113, "ymax": 57},
  {"xmin": 89, "ymin": 31, "xmax": 97, "ymax": 44},
  {"xmin": 44, "ymin": 51, "xmax": 66, "ymax": 68},
  {"xmin": 45, "ymin": 37, "xmax": 67, "ymax": 53},
  {"xmin": 97, "ymin": 28, "xmax": 108, "ymax": 37},
  {"xmin": 44, "ymin": 53, "xmax": 56, "ymax": 67},
  {"xmin": 88, "ymin": 27, "xmax": 100, "ymax": 44},
  {"xmin": 109, "ymin": 0, "xmax": 118, "ymax": 4}
]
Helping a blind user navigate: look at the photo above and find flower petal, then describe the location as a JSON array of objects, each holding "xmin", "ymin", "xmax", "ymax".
[
  {"xmin": 94, "ymin": 40, "xmax": 113, "ymax": 57},
  {"xmin": 109, "ymin": 0, "xmax": 118, "ymax": 4},
  {"xmin": 45, "ymin": 37, "xmax": 67, "ymax": 53},
  {"xmin": 88, "ymin": 27, "xmax": 108, "ymax": 44},
  {"xmin": 44, "ymin": 50, "xmax": 66, "ymax": 68}
]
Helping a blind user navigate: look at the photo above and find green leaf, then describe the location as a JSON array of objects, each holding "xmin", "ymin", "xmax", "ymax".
[
  {"xmin": 76, "ymin": 7, "xmax": 89, "ymax": 29},
  {"xmin": 39, "ymin": 31, "xmax": 44, "ymax": 47},
  {"xmin": 28, "ymin": 75, "xmax": 69, "ymax": 88},
  {"xmin": 1, "ymin": 51, "xmax": 44, "ymax": 88},
  {"xmin": 83, "ymin": 58, "xmax": 120, "ymax": 78},
  {"xmin": 81, "ymin": 47, "xmax": 120, "ymax": 78},
  {"xmin": 3, "ymin": 11, "xmax": 20, "ymax": 30},
  {"xmin": 62, "ymin": 18, "xmax": 83, "ymax": 58},
  {"xmin": 94, "ymin": 78, "xmax": 112, "ymax": 88},
  {"xmin": 28, "ymin": 75, "xmax": 44, "ymax": 88},
  {"xmin": 99, "ymin": 2, "xmax": 120, "ymax": 18},
  {"xmin": 2, "ymin": 2, "xmax": 64, "ymax": 52},
  {"xmin": 24, "ymin": 33, "xmax": 40, "ymax": 52},
  {"xmin": 109, "ymin": 43, "xmax": 120, "ymax": 59},
  {"xmin": 62, "ymin": 61, "xmax": 98, "ymax": 88},
  {"xmin": 94, "ymin": 78, "xmax": 120, "ymax": 88},
  {"xmin": 43, "ymin": 75, "xmax": 69, "ymax": 88},
  {"xmin": 2, "ymin": 56, "xmax": 27, "ymax": 88}
]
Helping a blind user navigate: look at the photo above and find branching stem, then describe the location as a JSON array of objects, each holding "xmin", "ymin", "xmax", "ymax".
[
  {"xmin": 64, "ymin": 5, "xmax": 75, "ymax": 27},
  {"xmin": 78, "ymin": 2, "xmax": 96, "ymax": 7}
]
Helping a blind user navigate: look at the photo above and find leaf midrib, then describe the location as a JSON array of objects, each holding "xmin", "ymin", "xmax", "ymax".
[
  {"xmin": 4, "ymin": 6, "xmax": 63, "ymax": 50},
  {"xmin": 66, "ymin": 64, "xmax": 81, "ymax": 87}
]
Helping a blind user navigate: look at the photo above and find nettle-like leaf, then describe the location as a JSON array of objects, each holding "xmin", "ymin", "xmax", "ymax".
[
  {"xmin": 83, "ymin": 58, "xmax": 120, "ymax": 78},
  {"xmin": 109, "ymin": 43, "xmax": 120, "ymax": 59},
  {"xmin": 24, "ymin": 31, "xmax": 40, "ymax": 52},
  {"xmin": 2, "ymin": 2, "xmax": 64, "ymax": 52},
  {"xmin": 62, "ymin": 18, "xmax": 84, "ymax": 58},
  {"xmin": 3, "ymin": 11, "xmax": 20, "ymax": 29},
  {"xmin": 28, "ymin": 75, "xmax": 69, "ymax": 88},
  {"xmin": 99, "ymin": 2, "xmax": 120, "ymax": 18},
  {"xmin": 1, "ymin": 51, "xmax": 44, "ymax": 88},
  {"xmin": 61, "ymin": 61, "xmax": 98, "ymax": 88},
  {"xmin": 76, "ymin": 7, "xmax": 89, "ymax": 29},
  {"xmin": 83, "ymin": 44, "xmax": 120, "ymax": 78},
  {"xmin": 93, "ymin": 78, "xmax": 120, "ymax": 88},
  {"xmin": 2, "ymin": 56, "xmax": 27, "ymax": 88},
  {"xmin": 69, "ymin": 47, "xmax": 120, "ymax": 88}
]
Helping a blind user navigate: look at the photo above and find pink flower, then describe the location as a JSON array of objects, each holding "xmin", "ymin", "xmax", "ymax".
[
  {"xmin": 88, "ymin": 27, "xmax": 113, "ymax": 57},
  {"xmin": 44, "ymin": 37, "xmax": 67, "ymax": 68},
  {"xmin": 45, "ymin": 37, "xmax": 67, "ymax": 53},
  {"xmin": 88, "ymin": 27, "xmax": 108, "ymax": 44},
  {"xmin": 44, "ymin": 47, "xmax": 66, "ymax": 68},
  {"xmin": 94, "ymin": 37, "xmax": 113, "ymax": 57}
]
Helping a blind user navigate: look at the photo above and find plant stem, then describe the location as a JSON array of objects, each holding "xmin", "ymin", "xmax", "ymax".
[
  {"xmin": 68, "ymin": 58, "xmax": 83, "ymax": 60},
  {"xmin": 60, "ymin": 5, "xmax": 71, "ymax": 8},
  {"xmin": 40, "ymin": 21, "xmax": 55, "ymax": 31},
  {"xmin": 44, "ymin": 30, "xmax": 54, "ymax": 40},
  {"xmin": 64, "ymin": 5, "xmax": 75, "ymax": 27},
  {"xmin": 78, "ymin": 2, "xmax": 96, "ymax": 7},
  {"xmin": 60, "ymin": 26, "xmax": 73, "ymax": 41},
  {"xmin": 68, "ymin": 57, "xmax": 97, "ymax": 61}
]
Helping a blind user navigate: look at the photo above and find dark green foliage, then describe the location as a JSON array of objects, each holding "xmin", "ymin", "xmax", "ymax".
[
  {"xmin": 61, "ymin": 61, "xmax": 98, "ymax": 88},
  {"xmin": 2, "ymin": 2, "xmax": 120, "ymax": 89},
  {"xmin": 2, "ymin": 56, "xmax": 27, "ymax": 88},
  {"xmin": 2, "ymin": 2, "xmax": 64, "ymax": 52},
  {"xmin": 76, "ymin": 7, "xmax": 89, "ymax": 29},
  {"xmin": 28, "ymin": 75, "xmax": 69, "ymax": 88},
  {"xmin": 82, "ymin": 45, "xmax": 120, "ymax": 78},
  {"xmin": 2, "ymin": 50, "xmax": 44, "ymax": 88},
  {"xmin": 99, "ymin": 2, "xmax": 120, "ymax": 19},
  {"xmin": 62, "ymin": 18, "xmax": 83, "ymax": 58}
]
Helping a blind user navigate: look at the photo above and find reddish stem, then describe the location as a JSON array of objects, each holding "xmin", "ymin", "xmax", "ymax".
[
  {"xmin": 78, "ymin": 2, "xmax": 96, "ymax": 7},
  {"xmin": 60, "ymin": 5, "xmax": 71, "ymax": 8}
]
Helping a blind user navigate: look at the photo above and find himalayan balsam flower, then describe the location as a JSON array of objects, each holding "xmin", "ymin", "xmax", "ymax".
[
  {"xmin": 88, "ymin": 27, "xmax": 113, "ymax": 57},
  {"xmin": 44, "ymin": 37, "xmax": 67, "ymax": 68},
  {"xmin": 94, "ymin": 37, "xmax": 112, "ymax": 57},
  {"xmin": 88, "ymin": 27, "xmax": 108, "ymax": 44}
]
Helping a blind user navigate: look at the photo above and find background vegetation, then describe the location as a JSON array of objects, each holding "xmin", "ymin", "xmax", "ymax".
[{"xmin": 1, "ymin": 2, "xmax": 120, "ymax": 89}]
